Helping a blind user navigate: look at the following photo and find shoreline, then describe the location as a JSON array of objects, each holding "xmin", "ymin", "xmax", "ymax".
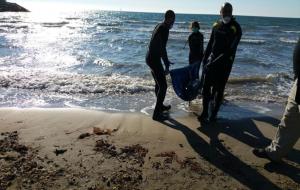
[
  {"xmin": 0, "ymin": 107, "xmax": 299, "ymax": 189},
  {"xmin": 0, "ymin": 98, "xmax": 286, "ymax": 119}
]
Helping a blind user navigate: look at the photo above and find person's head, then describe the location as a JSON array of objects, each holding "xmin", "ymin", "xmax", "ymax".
[
  {"xmin": 190, "ymin": 21, "xmax": 200, "ymax": 33},
  {"xmin": 164, "ymin": 10, "xmax": 175, "ymax": 29},
  {"xmin": 220, "ymin": 2, "xmax": 233, "ymax": 24}
]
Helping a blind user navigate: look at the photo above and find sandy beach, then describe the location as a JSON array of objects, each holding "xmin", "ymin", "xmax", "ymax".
[{"xmin": 0, "ymin": 107, "xmax": 299, "ymax": 190}]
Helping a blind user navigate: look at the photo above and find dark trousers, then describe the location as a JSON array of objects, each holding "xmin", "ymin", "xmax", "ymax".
[
  {"xmin": 146, "ymin": 56, "xmax": 167, "ymax": 116},
  {"xmin": 189, "ymin": 53, "xmax": 203, "ymax": 65},
  {"xmin": 202, "ymin": 60, "xmax": 232, "ymax": 118}
]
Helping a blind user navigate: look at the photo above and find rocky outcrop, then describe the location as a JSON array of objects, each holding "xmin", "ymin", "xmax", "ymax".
[{"xmin": 0, "ymin": 1, "xmax": 29, "ymax": 12}]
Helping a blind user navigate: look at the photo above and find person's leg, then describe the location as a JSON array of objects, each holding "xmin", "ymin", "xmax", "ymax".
[
  {"xmin": 151, "ymin": 71, "xmax": 159, "ymax": 97},
  {"xmin": 210, "ymin": 81, "xmax": 226, "ymax": 121},
  {"xmin": 151, "ymin": 65, "xmax": 168, "ymax": 120},
  {"xmin": 147, "ymin": 57, "xmax": 168, "ymax": 120},
  {"xmin": 210, "ymin": 67, "xmax": 231, "ymax": 121},
  {"xmin": 151, "ymin": 69, "xmax": 171, "ymax": 112},
  {"xmin": 265, "ymin": 80, "xmax": 300, "ymax": 161},
  {"xmin": 199, "ymin": 73, "xmax": 212, "ymax": 120}
]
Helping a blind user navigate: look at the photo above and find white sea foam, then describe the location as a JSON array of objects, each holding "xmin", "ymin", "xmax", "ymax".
[
  {"xmin": 228, "ymin": 73, "xmax": 291, "ymax": 84},
  {"xmin": 241, "ymin": 39, "xmax": 266, "ymax": 44},
  {"xmin": 283, "ymin": 30, "xmax": 300, "ymax": 34},
  {"xmin": 279, "ymin": 37, "xmax": 298, "ymax": 44},
  {"xmin": 0, "ymin": 70, "xmax": 154, "ymax": 95},
  {"xmin": 93, "ymin": 58, "xmax": 113, "ymax": 67}
]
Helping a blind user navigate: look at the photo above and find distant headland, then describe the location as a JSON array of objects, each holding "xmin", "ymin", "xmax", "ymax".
[{"xmin": 0, "ymin": 0, "xmax": 29, "ymax": 12}]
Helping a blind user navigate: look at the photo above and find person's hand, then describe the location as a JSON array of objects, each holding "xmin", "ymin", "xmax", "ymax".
[
  {"xmin": 165, "ymin": 67, "xmax": 170, "ymax": 75},
  {"xmin": 203, "ymin": 64, "xmax": 210, "ymax": 74},
  {"xmin": 208, "ymin": 54, "xmax": 215, "ymax": 63},
  {"xmin": 165, "ymin": 66, "xmax": 170, "ymax": 75}
]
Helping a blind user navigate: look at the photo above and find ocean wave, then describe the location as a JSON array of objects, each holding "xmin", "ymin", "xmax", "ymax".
[
  {"xmin": 0, "ymin": 28, "xmax": 7, "ymax": 33},
  {"xmin": 106, "ymin": 37, "xmax": 148, "ymax": 45},
  {"xmin": 171, "ymin": 29, "xmax": 190, "ymax": 34},
  {"xmin": 225, "ymin": 94, "xmax": 286, "ymax": 103},
  {"xmin": 228, "ymin": 73, "xmax": 292, "ymax": 85},
  {"xmin": 0, "ymin": 19, "xmax": 21, "ymax": 24},
  {"xmin": 41, "ymin": 21, "xmax": 70, "ymax": 28},
  {"xmin": 283, "ymin": 30, "xmax": 300, "ymax": 34},
  {"xmin": 0, "ymin": 44, "xmax": 19, "ymax": 49},
  {"xmin": 65, "ymin": 17, "xmax": 80, "ymax": 20},
  {"xmin": 93, "ymin": 58, "xmax": 113, "ymax": 67},
  {"xmin": 279, "ymin": 37, "xmax": 298, "ymax": 44},
  {"xmin": 123, "ymin": 20, "xmax": 158, "ymax": 25},
  {"xmin": 0, "ymin": 71, "xmax": 154, "ymax": 95},
  {"xmin": 261, "ymin": 26, "xmax": 280, "ymax": 28},
  {"xmin": 103, "ymin": 27, "xmax": 123, "ymax": 33},
  {"xmin": 97, "ymin": 22, "xmax": 122, "ymax": 27},
  {"xmin": 0, "ymin": 24, "xmax": 28, "ymax": 29},
  {"xmin": 241, "ymin": 39, "xmax": 266, "ymax": 44}
]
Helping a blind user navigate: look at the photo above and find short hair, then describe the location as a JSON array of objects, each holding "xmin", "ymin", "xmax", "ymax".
[
  {"xmin": 222, "ymin": 2, "xmax": 233, "ymax": 12},
  {"xmin": 190, "ymin": 21, "xmax": 200, "ymax": 29},
  {"xmin": 165, "ymin": 10, "xmax": 175, "ymax": 20}
]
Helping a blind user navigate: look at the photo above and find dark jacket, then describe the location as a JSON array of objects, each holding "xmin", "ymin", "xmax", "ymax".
[
  {"xmin": 146, "ymin": 23, "xmax": 170, "ymax": 67},
  {"xmin": 203, "ymin": 18, "xmax": 242, "ymax": 66},
  {"xmin": 188, "ymin": 31, "xmax": 204, "ymax": 64},
  {"xmin": 294, "ymin": 39, "xmax": 300, "ymax": 104}
]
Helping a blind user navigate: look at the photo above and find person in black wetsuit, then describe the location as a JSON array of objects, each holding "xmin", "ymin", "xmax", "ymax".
[
  {"xmin": 146, "ymin": 10, "xmax": 175, "ymax": 121},
  {"xmin": 199, "ymin": 2, "xmax": 242, "ymax": 123},
  {"xmin": 188, "ymin": 21, "xmax": 204, "ymax": 65}
]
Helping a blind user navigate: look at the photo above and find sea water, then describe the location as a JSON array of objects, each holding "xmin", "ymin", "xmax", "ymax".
[{"xmin": 0, "ymin": 11, "xmax": 299, "ymax": 115}]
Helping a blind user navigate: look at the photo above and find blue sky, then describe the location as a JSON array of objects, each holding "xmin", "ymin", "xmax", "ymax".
[{"xmin": 14, "ymin": 0, "xmax": 300, "ymax": 18}]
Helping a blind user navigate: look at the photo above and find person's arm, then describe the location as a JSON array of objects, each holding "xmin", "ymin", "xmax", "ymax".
[
  {"xmin": 188, "ymin": 34, "xmax": 192, "ymax": 50},
  {"xmin": 203, "ymin": 28, "xmax": 214, "ymax": 66},
  {"xmin": 294, "ymin": 39, "xmax": 300, "ymax": 104},
  {"xmin": 226, "ymin": 22, "xmax": 242, "ymax": 58},
  {"xmin": 200, "ymin": 33, "xmax": 204, "ymax": 58},
  {"xmin": 161, "ymin": 26, "xmax": 170, "ymax": 68},
  {"xmin": 296, "ymin": 78, "xmax": 300, "ymax": 104}
]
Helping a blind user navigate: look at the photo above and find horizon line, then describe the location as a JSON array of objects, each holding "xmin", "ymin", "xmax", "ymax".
[
  {"xmin": 18, "ymin": 2, "xmax": 300, "ymax": 19},
  {"xmin": 116, "ymin": 10, "xmax": 300, "ymax": 19}
]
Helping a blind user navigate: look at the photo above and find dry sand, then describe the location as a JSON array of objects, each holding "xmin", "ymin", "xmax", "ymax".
[{"xmin": 0, "ymin": 108, "xmax": 299, "ymax": 190}]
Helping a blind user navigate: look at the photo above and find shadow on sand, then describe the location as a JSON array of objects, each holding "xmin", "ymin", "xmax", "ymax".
[{"xmin": 159, "ymin": 103, "xmax": 300, "ymax": 189}]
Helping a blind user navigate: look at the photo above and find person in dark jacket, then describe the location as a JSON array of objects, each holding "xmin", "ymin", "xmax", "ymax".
[
  {"xmin": 199, "ymin": 2, "xmax": 242, "ymax": 123},
  {"xmin": 188, "ymin": 21, "xmax": 204, "ymax": 65},
  {"xmin": 146, "ymin": 10, "xmax": 175, "ymax": 121},
  {"xmin": 253, "ymin": 39, "xmax": 300, "ymax": 162}
]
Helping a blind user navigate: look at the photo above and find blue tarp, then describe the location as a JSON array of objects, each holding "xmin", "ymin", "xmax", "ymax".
[{"xmin": 170, "ymin": 62, "xmax": 202, "ymax": 101}]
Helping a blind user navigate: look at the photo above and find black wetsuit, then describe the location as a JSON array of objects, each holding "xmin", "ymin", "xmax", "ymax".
[
  {"xmin": 188, "ymin": 31, "xmax": 204, "ymax": 65},
  {"xmin": 294, "ymin": 39, "xmax": 300, "ymax": 104},
  {"xmin": 146, "ymin": 23, "xmax": 171, "ymax": 116},
  {"xmin": 201, "ymin": 18, "xmax": 242, "ymax": 119}
]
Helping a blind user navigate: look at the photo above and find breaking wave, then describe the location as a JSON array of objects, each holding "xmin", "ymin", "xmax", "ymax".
[
  {"xmin": 228, "ymin": 73, "xmax": 292, "ymax": 84},
  {"xmin": 0, "ymin": 71, "xmax": 154, "ymax": 95}
]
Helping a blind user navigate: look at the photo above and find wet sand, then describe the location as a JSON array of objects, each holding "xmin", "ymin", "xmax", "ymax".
[{"xmin": 0, "ymin": 108, "xmax": 299, "ymax": 190}]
